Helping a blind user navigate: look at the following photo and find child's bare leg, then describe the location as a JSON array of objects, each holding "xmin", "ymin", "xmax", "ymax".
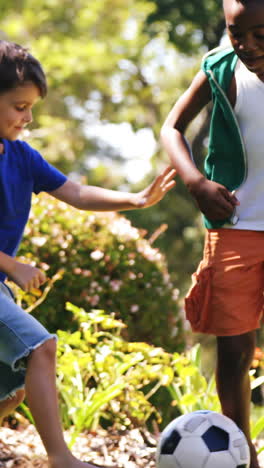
[
  {"xmin": 216, "ymin": 331, "xmax": 259, "ymax": 468},
  {"xmin": 25, "ymin": 338, "xmax": 109, "ymax": 468},
  {"xmin": 0, "ymin": 388, "xmax": 25, "ymax": 425}
]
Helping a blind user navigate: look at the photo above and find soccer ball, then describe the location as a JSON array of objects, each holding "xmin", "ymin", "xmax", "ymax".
[{"xmin": 156, "ymin": 410, "xmax": 250, "ymax": 468}]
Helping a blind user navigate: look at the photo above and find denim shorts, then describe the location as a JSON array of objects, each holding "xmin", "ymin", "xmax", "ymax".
[{"xmin": 0, "ymin": 282, "xmax": 57, "ymax": 401}]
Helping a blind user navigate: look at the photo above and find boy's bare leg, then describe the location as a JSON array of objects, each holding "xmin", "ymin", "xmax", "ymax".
[
  {"xmin": 25, "ymin": 338, "xmax": 110, "ymax": 468},
  {"xmin": 216, "ymin": 331, "xmax": 259, "ymax": 468},
  {"xmin": 0, "ymin": 389, "xmax": 25, "ymax": 426}
]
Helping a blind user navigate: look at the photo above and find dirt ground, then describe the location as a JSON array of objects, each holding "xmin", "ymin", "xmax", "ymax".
[
  {"xmin": 0, "ymin": 424, "xmax": 263, "ymax": 467},
  {"xmin": 0, "ymin": 425, "xmax": 157, "ymax": 468}
]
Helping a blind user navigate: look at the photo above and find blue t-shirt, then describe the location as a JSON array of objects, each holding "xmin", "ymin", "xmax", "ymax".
[{"xmin": 0, "ymin": 139, "xmax": 67, "ymax": 282}]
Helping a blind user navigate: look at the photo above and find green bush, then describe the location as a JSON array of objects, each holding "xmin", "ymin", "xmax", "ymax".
[
  {"xmin": 18, "ymin": 303, "xmax": 264, "ymax": 448},
  {"xmin": 20, "ymin": 304, "xmax": 209, "ymax": 438},
  {"xmin": 13, "ymin": 193, "xmax": 183, "ymax": 351},
  {"xmin": 56, "ymin": 303, "xmax": 173, "ymax": 437}
]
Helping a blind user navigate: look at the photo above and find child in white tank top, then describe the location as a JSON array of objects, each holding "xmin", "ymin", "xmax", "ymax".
[{"xmin": 160, "ymin": 1, "xmax": 264, "ymax": 467}]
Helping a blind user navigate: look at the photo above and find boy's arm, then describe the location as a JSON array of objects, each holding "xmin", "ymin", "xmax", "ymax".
[
  {"xmin": 0, "ymin": 251, "xmax": 46, "ymax": 292},
  {"xmin": 160, "ymin": 70, "xmax": 239, "ymax": 221},
  {"xmin": 48, "ymin": 166, "xmax": 176, "ymax": 211}
]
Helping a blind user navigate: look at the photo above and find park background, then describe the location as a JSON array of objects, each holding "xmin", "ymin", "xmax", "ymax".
[{"xmin": 0, "ymin": 0, "xmax": 264, "ymax": 466}]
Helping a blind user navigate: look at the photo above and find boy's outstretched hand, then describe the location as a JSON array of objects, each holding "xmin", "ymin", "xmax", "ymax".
[{"xmin": 136, "ymin": 166, "xmax": 176, "ymax": 208}]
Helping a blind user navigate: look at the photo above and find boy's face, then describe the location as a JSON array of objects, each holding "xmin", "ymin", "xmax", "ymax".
[
  {"xmin": 0, "ymin": 82, "xmax": 40, "ymax": 141},
  {"xmin": 224, "ymin": 0, "xmax": 264, "ymax": 80}
]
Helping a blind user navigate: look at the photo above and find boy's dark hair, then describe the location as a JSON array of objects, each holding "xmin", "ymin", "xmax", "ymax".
[{"xmin": 0, "ymin": 40, "xmax": 47, "ymax": 97}]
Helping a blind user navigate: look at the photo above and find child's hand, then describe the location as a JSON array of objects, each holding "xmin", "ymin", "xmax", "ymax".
[
  {"xmin": 189, "ymin": 177, "xmax": 239, "ymax": 220},
  {"xmin": 8, "ymin": 261, "xmax": 47, "ymax": 292},
  {"xmin": 136, "ymin": 166, "xmax": 176, "ymax": 208}
]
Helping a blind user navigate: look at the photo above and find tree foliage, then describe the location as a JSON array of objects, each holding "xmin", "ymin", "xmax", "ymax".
[
  {"xmin": 146, "ymin": 0, "xmax": 225, "ymax": 52},
  {"xmin": 0, "ymin": 0, "xmax": 180, "ymax": 173},
  {"xmin": 0, "ymin": 0, "xmax": 225, "ymax": 298}
]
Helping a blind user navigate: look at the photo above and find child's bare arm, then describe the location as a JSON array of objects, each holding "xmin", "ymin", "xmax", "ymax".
[
  {"xmin": 160, "ymin": 70, "xmax": 239, "ymax": 221},
  {"xmin": 0, "ymin": 251, "xmax": 46, "ymax": 292},
  {"xmin": 48, "ymin": 166, "xmax": 176, "ymax": 211}
]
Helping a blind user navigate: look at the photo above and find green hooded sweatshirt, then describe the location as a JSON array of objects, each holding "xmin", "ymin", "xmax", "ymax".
[{"xmin": 201, "ymin": 47, "xmax": 247, "ymax": 229}]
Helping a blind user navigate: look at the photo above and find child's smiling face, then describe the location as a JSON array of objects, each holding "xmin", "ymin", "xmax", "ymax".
[
  {"xmin": 224, "ymin": 0, "xmax": 264, "ymax": 80},
  {"xmin": 0, "ymin": 81, "xmax": 40, "ymax": 141}
]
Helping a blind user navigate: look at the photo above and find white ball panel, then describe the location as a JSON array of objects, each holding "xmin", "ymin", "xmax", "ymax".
[
  {"xmin": 183, "ymin": 415, "xmax": 210, "ymax": 436},
  {"xmin": 204, "ymin": 451, "xmax": 237, "ymax": 468},
  {"xmin": 164, "ymin": 413, "xmax": 211, "ymax": 437},
  {"xmin": 174, "ymin": 437, "xmax": 209, "ymax": 467}
]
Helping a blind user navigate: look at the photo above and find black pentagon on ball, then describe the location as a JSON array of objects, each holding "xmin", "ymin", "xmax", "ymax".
[
  {"xmin": 202, "ymin": 425, "xmax": 229, "ymax": 452},
  {"xmin": 160, "ymin": 429, "xmax": 181, "ymax": 454}
]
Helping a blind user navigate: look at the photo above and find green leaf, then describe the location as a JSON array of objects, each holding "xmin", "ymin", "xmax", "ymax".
[{"xmin": 251, "ymin": 415, "xmax": 264, "ymax": 440}]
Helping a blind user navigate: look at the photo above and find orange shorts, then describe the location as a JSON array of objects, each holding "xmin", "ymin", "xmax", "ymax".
[{"xmin": 185, "ymin": 229, "xmax": 264, "ymax": 336}]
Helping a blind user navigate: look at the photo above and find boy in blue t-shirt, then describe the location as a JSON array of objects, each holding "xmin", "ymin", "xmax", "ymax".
[{"xmin": 0, "ymin": 40, "xmax": 176, "ymax": 468}]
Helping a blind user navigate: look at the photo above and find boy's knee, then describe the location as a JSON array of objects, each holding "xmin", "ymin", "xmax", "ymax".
[{"xmin": 217, "ymin": 332, "xmax": 255, "ymax": 372}]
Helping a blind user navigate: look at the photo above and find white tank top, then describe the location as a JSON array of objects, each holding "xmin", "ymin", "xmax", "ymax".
[{"xmin": 224, "ymin": 59, "xmax": 264, "ymax": 230}]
